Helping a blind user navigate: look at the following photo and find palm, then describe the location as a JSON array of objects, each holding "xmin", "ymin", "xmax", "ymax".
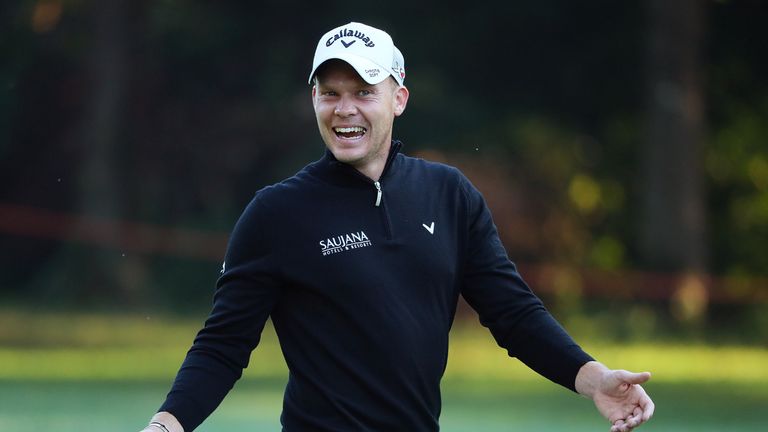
[{"xmin": 593, "ymin": 370, "xmax": 653, "ymax": 432}]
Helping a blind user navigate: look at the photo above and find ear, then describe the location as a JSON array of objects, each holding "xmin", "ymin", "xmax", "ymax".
[
  {"xmin": 393, "ymin": 86, "xmax": 409, "ymax": 117},
  {"xmin": 311, "ymin": 85, "xmax": 318, "ymax": 109}
]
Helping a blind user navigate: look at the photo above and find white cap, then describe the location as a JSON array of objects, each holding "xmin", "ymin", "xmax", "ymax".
[{"xmin": 308, "ymin": 22, "xmax": 406, "ymax": 86}]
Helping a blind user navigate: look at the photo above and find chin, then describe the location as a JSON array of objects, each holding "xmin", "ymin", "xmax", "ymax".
[{"xmin": 329, "ymin": 144, "xmax": 366, "ymax": 162}]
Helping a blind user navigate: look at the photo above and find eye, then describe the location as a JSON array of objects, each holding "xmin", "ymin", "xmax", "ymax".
[
  {"xmin": 358, "ymin": 89, "xmax": 372, "ymax": 97},
  {"xmin": 322, "ymin": 90, "xmax": 337, "ymax": 97}
]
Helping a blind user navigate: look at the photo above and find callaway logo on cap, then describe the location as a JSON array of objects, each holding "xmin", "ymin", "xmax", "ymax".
[{"xmin": 308, "ymin": 22, "xmax": 406, "ymax": 86}]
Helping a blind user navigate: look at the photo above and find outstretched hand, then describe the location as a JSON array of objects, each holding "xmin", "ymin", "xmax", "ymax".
[{"xmin": 575, "ymin": 362, "xmax": 655, "ymax": 432}]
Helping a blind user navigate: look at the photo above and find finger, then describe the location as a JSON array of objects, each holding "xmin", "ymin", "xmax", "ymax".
[
  {"xmin": 615, "ymin": 370, "xmax": 652, "ymax": 385},
  {"xmin": 634, "ymin": 385, "xmax": 655, "ymax": 420},
  {"xmin": 611, "ymin": 419, "xmax": 628, "ymax": 432},
  {"xmin": 610, "ymin": 420, "xmax": 621, "ymax": 432},
  {"xmin": 641, "ymin": 397, "xmax": 656, "ymax": 421},
  {"xmin": 625, "ymin": 407, "xmax": 643, "ymax": 427},
  {"xmin": 625, "ymin": 403, "xmax": 653, "ymax": 428}
]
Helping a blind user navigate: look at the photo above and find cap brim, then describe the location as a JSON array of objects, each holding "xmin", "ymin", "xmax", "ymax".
[{"xmin": 308, "ymin": 52, "xmax": 391, "ymax": 85}]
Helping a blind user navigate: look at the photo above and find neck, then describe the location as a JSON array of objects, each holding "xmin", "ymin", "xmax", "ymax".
[
  {"xmin": 325, "ymin": 140, "xmax": 401, "ymax": 182},
  {"xmin": 350, "ymin": 140, "xmax": 393, "ymax": 181},
  {"xmin": 355, "ymin": 157, "xmax": 387, "ymax": 181}
]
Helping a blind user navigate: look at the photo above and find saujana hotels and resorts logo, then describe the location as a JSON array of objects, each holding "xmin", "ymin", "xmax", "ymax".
[{"xmin": 319, "ymin": 230, "xmax": 372, "ymax": 256}]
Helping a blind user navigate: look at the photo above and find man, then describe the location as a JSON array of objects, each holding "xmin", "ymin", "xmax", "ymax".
[{"xmin": 142, "ymin": 22, "xmax": 654, "ymax": 432}]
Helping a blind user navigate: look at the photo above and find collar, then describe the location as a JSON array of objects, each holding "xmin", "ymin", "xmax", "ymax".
[{"xmin": 310, "ymin": 140, "xmax": 403, "ymax": 186}]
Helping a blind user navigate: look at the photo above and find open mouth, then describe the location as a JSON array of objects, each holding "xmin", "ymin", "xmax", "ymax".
[{"xmin": 333, "ymin": 126, "xmax": 367, "ymax": 139}]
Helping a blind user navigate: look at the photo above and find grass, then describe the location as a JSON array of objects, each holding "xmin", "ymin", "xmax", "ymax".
[
  {"xmin": 1, "ymin": 379, "xmax": 764, "ymax": 431},
  {"xmin": 0, "ymin": 309, "xmax": 766, "ymax": 431}
]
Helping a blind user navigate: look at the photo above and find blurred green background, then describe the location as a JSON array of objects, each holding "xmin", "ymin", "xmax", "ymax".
[{"xmin": 1, "ymin": 0, "xmax": 767, "ymax": 430}]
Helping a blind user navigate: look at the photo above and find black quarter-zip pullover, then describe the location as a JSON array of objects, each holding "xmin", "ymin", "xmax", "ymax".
[{"xmin": 160, "ymin": 141, "xmax": 593, "ymax": 431}]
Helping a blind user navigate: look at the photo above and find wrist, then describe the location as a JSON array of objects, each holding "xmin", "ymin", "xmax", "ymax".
[
  {"xmin": 149, "ymin": 422, "xmax": 170, "ymax": 432},
  {"xmin": 574, "ymin": 360, "xmax": 609, "ymax": 399},
  {"xmin": 147, "ymin": 412, "xmax": 184, "ymax": 432}
]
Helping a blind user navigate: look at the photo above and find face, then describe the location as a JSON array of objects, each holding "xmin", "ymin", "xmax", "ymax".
[{"xmin": 312, "ymin": 61, "xmax": 409, "ymax": 179}]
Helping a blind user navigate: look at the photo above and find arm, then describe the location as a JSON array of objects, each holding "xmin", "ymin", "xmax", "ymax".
[
  {"xmin": 575, "ymin": 361, "xmax": 655, "ymax": 432},
  {"xmin": 458, "ymin": 176, "xmax": 654, "ymax": 429},
  {"xmin": 151, "ymin": 195, "xmax": 282, "ymax": 430},
  {"xmin": 458, "ymin": 175, "xmax": 593, "ymax": 390}
]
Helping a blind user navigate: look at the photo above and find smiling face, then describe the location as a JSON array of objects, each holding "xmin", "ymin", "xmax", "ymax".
[{"xmin": 312, "ymin": 60, "xmax": 409, "ymax": 180}]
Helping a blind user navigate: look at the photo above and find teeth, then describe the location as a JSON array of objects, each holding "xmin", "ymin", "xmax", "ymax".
[{"xmin": 334, "ymin": 127, "xmax": 366, "ymax": 133}]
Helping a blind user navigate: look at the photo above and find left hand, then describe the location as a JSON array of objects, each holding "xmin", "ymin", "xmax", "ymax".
[{"xmin": 575, "ymin": 361, "xmax": 655, "ymax": 432}]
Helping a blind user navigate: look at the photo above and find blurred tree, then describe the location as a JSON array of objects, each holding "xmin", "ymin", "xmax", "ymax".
[
  {"xmin": 63, "ymin": 0, "xmax": 149, "ymax": 302},
  {"xmin": 706, "ymin": 0, "xmax": 768, "ymax": 278},
  {"xmin": 640, "ymin": 0, "xmax": 707, "ymax": 273},
  {"xmin": 0, "ymin": 1, "xmax": 766, "ymax": 317}
]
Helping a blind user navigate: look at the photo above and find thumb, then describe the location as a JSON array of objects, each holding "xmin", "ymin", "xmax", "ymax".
[{"xmin": 615, "ymin": 370, "xmax": 651, "ymax": 385}]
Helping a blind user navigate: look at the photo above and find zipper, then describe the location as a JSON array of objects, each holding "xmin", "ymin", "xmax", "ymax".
[
  {"xmin": 329, "ymin": 140, "xmax": 401, "ymax": 207},
  {"xmin": 374, "ymin": 181, "xmax": 383, "ymax": 207},
  {"xmin": 327, "ymin": 141, "xmax": 401, "ymax": 238},
  {"xmin": 374, "ymin": 181, "xmax": 392, "ymax": 239},
  {"xmin": 339, "ymin": 168, "xmax": 391, "ymax": 236},
  {"xmin": 373, "ymin": 180, "xmax": 391, "ymax": 238}
]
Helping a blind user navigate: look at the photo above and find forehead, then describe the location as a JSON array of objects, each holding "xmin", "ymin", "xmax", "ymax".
[{"xmin": 314, "ymin": 60, "xmax": 366, "ymax": 86}]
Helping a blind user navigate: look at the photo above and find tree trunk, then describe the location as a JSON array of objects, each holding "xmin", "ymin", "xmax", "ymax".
[
  {"xmin": 69, "ymin": 0, "xmax": 143, "ymax": 303},
  {"xmin": 641, "ymin": 0, "xmax": 708, "ymax": 322},
  {"xmin": 641, "ymin": 0, "xmax": 707, "ymax": 273}
]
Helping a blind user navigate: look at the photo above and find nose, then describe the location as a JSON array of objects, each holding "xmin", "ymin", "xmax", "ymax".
[{"xmin": 334, "ymin": 95, "xmax": 357, "ymax": 117}]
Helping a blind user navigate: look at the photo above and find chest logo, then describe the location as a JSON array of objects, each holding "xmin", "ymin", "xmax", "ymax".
[
  {"xmin": 422, "ymin": 222, "xmax": 435, "ymax": 234},
  {"xmin": 319, "ymin": 230, "xmax": 372, "ymax": 256}
]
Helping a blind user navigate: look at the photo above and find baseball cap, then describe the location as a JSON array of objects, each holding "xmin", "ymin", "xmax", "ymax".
[{"xmin": 308, "ymin": 22, "xmax": 406, "ymax": 86}]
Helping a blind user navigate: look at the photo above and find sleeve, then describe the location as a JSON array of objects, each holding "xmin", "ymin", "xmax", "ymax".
[
  {"xmin": 458, "ymin": 175, "xmax": 593, "ymax": 392},
  {"xmin": 159, "ymin": 193, "xmax": 283, "ymax": 430}
]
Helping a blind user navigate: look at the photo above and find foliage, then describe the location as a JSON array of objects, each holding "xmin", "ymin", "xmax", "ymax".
[{"xmin": 0, "ymin": 1, "xmax": 766, "ymax": 312}]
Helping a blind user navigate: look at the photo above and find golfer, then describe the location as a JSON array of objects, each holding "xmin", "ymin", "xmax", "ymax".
[{"xmin": 141, "ymin": 21, "xmax": 654, "ymax": 432}]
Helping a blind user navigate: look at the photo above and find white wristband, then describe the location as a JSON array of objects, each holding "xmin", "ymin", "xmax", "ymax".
[{"xmin": 149, "ymin": 422, "xmax": 171, "ymax": 432}]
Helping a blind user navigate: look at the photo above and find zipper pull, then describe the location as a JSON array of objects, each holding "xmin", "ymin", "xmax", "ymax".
[{"xmin": 374, "ymin": 181, "xmax": 382, "ymax": 207}]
